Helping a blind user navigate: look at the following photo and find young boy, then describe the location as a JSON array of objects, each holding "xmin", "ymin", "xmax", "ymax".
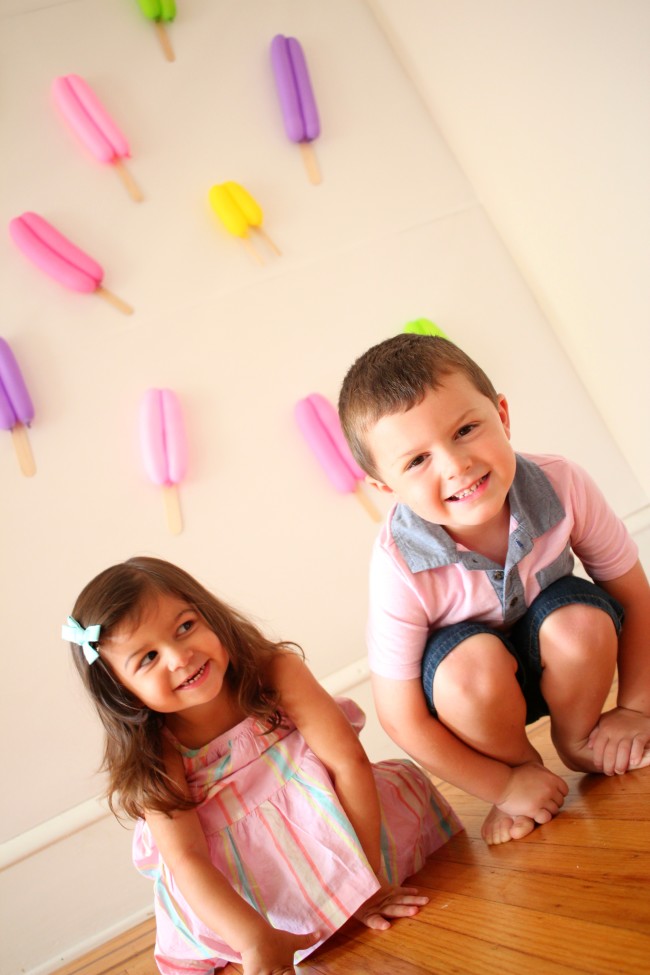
[{"xmin": 338, "ymin": 333, "xmax": 650, "ymax": 844}]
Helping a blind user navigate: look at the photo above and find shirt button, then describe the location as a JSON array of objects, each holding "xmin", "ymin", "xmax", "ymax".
[
  {"xmin": 494, "ymin": 571, "xmax": 504, "ymax": 580},
  {"xmin": 510, "ymin": 596, "xmax": 519, "ymax": 607}
]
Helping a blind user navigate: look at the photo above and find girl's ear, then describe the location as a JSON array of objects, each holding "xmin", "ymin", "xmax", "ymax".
[
  {"xmin": 496, "ymin": 394, "xmax": 512, "ymax": 439},
  {"xmin": 365, "ymin": 474, "xmax": 395, "ymax": 496}
]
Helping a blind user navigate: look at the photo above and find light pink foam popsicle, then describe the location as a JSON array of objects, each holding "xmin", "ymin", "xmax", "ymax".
[
  {"xmin": 139, "ymin": 388, "xmax": 187, "ymax": 534},
  {"xmin": 295, "ymin": 393, "xmax": 380, "ymax": 521},
  {"xmin": 0, "ymin": 337, "xmax": 36, "ymax": 477},
  {"xmin": 8, "ymin": 212, "xmax": 133, "ymax": 315},
  {"xmin": 52, "ymin": 74, "xmax": 143, "ymax": 202}
]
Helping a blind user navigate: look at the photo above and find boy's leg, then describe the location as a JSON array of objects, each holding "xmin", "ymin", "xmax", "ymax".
[
  {"xmin": 538, "ymin": 603, "xmax": 618, "ymax": 771},
  {"xmin": 430, "ymin": 629, "xmax": 548, "ymax": 844}
]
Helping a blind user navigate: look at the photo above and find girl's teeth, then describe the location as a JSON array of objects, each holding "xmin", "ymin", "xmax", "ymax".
[{"xmin": 182, "ymin": 663, "xmax": 205, "ymax": 687}]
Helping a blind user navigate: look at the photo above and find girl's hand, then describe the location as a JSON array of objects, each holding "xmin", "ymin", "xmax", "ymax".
[
  {"xmin": 240, "ymin": 927, "xmax": 321, "ymax": 975},
  {"xmin": 354, "ymin": 884, "xmax": 429, "ymax": 931}
]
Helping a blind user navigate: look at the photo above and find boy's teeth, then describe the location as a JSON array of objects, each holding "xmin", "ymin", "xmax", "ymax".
[{"xmin": 451, "ymin": 475, "xmax": 486, "ymax": 500}]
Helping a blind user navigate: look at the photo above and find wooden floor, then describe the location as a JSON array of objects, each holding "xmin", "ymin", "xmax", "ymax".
[{"xmin": 54, "ymin": 686, "xmax": 650, "ymax": 975}]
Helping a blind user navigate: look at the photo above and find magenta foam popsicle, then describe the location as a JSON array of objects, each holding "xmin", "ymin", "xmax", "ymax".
[
  {"xmin": 295, "ymin": 393, "xmax": 379, "ymax": 521},
  {"xmin": 0, "ymin": 337, "xmax": 36, "ymax": 476},
  {"xmin": 139, "ymin": 388, "xmax": 187, "ymax": 534},
  {"xmin": 8, "ymin": 212, "xmax": 132, "ymax": 315},
  {"xmin": 270, "ymin": 34, "xmax": 322, "ymax": 184},
  {"xmin": 52, "ymin": 74, "xmax": 143, "ymax": 201}
]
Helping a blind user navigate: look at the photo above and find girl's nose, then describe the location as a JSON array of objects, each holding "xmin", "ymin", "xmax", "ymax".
[{"xmin": 166, "ymin": 644, "xmax": 193, "ymax": 670}]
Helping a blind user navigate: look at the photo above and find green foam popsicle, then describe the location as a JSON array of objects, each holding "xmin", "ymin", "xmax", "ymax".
[{"xmin": 403, "ymin": 318, "xmax": 448, "ymax": 338}]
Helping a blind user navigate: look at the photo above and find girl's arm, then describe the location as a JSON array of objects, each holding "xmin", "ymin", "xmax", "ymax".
[
  {"xmin": 145, "ymin": 742, "xmax": 319, "ymax": 974},
  {"xmin": 272, "ymin": 652, "xmax": 383, "ymax": 872},
  {"xmin": 273, "ymin": 653, "xmax": 431, "ymax": 929}
]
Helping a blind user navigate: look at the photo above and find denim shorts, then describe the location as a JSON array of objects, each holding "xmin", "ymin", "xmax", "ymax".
[{"xmin": 421, "ymin": 575, "xmax": 624, "ymax": 725}]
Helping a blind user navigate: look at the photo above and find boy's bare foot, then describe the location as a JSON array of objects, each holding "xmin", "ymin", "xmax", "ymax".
[{"xmin": 481, "ymin": 805, "xmax": 537, "ymax": 845}]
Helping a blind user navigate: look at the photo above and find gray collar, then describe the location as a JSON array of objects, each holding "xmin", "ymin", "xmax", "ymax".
[{"xmin": 391, "ymin": 454, "xmax": 566, "ymax": 572}]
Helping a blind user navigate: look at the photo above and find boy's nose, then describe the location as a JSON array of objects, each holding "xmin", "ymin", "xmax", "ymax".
[{"xmin": 443, "ymin": 446, "xmax": 471, "ymax": 479}]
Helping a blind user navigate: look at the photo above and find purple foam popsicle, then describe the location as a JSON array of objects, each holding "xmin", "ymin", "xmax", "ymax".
[
  {"xmin": 270, "ymin": 34, "xmax": 320, "ymax": 143},
  {"xmin": 0, "ymin": 336, "xmax": 36, "ymax": 476},
  {"xmin": 0, "ymin": 337, "xmax": 34, "ymax": 430}
]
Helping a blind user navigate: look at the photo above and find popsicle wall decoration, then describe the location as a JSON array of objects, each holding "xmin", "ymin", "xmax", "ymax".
[
  {"xmin": 135, "ymin": 0, "xmax": 176, "ymax": 62},
  {"xmin": 8, "ymin": 212, "xmax": 133, "ymax": 315},
  {"xmin": 403, "ymin": 318, "xmax": 449, "ymax": 339},
  {"xmin": 208, "ymin": 182, "xmax": 281, "ymax": 265},
  {"xmin": 139, "ymin": 388, "xmax": 187, "ymax": 535},
  {"xmin": 270, "ymin": 34, "xmax": 322, "ymax": 185},
  {"xmin": 295, "ymin": 393, "xmax": 380, "ymax": 522},
  {"xmin": 0, "ymin": 337, "xmax": 36, "ymax": 477},
  {"xmin": 52, "ymin": 75, "xmax": 143, "ymax": 202}
]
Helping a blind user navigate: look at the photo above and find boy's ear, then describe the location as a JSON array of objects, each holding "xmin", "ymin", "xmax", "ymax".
[
  {"xmin": 365, "ymin": 474, "xmax": 395, "ymax": 496},
  {"xmin": 497, "ymin": 394, "xmax": 512, "ymax": 439}
]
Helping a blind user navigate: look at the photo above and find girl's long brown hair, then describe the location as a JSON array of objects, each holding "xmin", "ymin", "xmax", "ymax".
[{"xmin": 68, "ymin": 557, "xmax": 302, "ymax": 820}]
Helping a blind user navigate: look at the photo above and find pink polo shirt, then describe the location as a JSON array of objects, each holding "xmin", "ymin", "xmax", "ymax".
[{"xmin": 367, "ymin": 453, "xmax": 638, "ymax": 681}]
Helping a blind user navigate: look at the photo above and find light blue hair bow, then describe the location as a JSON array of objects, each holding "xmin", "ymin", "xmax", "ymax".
[{"xmin": 62, "ymin": 616, "xmax": 101, "ymax": 664}]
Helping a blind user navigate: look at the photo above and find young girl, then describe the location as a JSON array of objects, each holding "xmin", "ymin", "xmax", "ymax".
[{"xmin": 63, "ymin": 557, "xmax": 462, "ymax": 975}]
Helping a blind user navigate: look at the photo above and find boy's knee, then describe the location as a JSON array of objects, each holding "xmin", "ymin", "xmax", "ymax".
[
  {"xmin": 540, "ymin": 602, "xmax": 618, "ymax": 666},
  {"xmin": 434, "ymin": 635, "xmax": 518, "ymax": 710}
]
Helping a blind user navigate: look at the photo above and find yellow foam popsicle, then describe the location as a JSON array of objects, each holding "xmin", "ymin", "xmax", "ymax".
[{"xmin": 208, "ymin": 182, "xmax": 280, "ymax": 265}]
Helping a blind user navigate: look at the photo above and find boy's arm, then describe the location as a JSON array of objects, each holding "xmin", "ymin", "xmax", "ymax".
[
  {"xmin": 372, "ymin": 673, "xmax": 567, "ymax": 820},
  {"xmin": 588, "ymin": 559, "xmax": 650, "ymax": 772}
]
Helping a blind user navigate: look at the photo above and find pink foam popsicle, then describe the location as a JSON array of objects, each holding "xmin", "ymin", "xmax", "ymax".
[
  {"xmin": 270, "ymin": 34, "xmax": 322, "ymax": 185},
  {"xmin": 139, "ymin": 388, "xmax": 187, "ymax": 534},
  {"xmin": 295, "ymin": 393, "xmax": 379, "ymax": 521},
  {"xmin": 8, "ymin": 212, "xmax": 132, "ymax": 315},
  {"xmin": 52, "ymin": 75, "xmax": 143, "ymax": 202},
  {"xmin": 0, "ymin": 337, "xmax": 36, "ymax": 477}
]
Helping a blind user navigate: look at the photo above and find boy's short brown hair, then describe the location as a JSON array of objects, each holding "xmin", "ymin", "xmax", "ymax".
[{"xmin": 338, "ymin": 334, "xmax": 499, "ymax": 479}]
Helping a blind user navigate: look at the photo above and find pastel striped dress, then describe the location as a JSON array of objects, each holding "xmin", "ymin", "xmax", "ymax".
[{"xmin": 132, "ymin": 698, "xmax": 462, "ymax": 973}]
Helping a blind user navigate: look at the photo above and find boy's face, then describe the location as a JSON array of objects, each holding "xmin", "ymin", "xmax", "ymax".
[{"xmin": 365, "ymin": 371, "xmax": 516, "ymax": 544}]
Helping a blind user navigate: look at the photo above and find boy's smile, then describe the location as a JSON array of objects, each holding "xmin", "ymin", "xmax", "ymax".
[{"xmin": 365, "ymin": 372, "xmax": 517, "ymax": 550}]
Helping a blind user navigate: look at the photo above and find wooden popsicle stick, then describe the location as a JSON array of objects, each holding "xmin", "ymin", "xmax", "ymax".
[
  {"xmin": 162, "ymin": 484, "xmax": 183, "ymax": 534},
  {"xmin": 11, "ymin": 423, "xmax": 36, "ymax": 477},
  {"xmin": 353, "ymin": 483, "xmax": 381, "ymax": 522},
  {"xmin": 154, "ymin": 22, "xmax": 175, "ymax": 62},
  {"xmin": 242, "ymin": 237, "xmax": 265, "ymax": 266},
  {"xmin": 95, "ymin": 286, "xmax": 134, "ymax": 316},
  {"xmin": 299, "ymin": 141, "xmax": 322, "ymax": 185},
  {"xmin": 114, "ymin": 160, "xmax": 144, "ymax": 203},
  {"xmin": 254, "ymin": 227, "xmax": 282, "ymax": 256}
]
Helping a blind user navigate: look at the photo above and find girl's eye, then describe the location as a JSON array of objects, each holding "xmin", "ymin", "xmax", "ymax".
[
  {"xmin": 178, "ymin": 619, "xmax": 193, "ymax": 635},
  {"xmin": 139, "ymin": 650, "xmax": 158, "ymax": 669}
]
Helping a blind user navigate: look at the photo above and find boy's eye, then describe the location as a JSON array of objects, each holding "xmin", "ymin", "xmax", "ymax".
[
  {"xmin": 406, "ymin": 454, "xmax": 426, "ymax": 471},
  {"xmin": 457, "ymin": 423, "xmax": 476, "ymax": 438}
]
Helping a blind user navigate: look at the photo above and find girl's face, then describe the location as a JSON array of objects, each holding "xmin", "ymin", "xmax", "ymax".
[{"xmin": 99, "ymin": 592, "xmax": 235, "ymax": 731}]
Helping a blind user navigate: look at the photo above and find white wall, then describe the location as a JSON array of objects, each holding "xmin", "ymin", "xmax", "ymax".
[
  {"xmin": 1, "ymin": 1, "xmax": 647, "ymax": 972},
  {"xmin": 371, "ymin": 0, "xmax": 650, "ymax": 497}
]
